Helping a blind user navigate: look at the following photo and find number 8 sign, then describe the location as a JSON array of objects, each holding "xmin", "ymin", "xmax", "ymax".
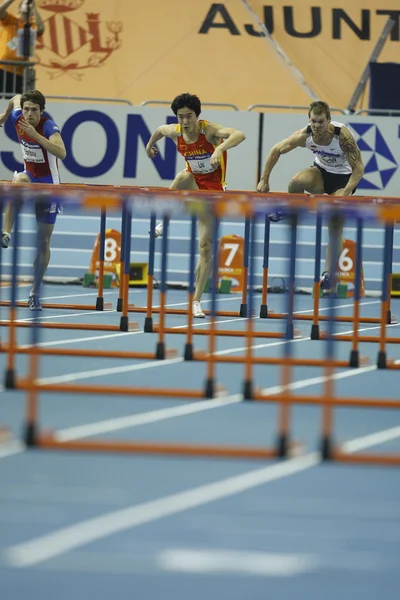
[{"xmin": 89, "ymin": 229, "xmax": 122, "ymax": 276}]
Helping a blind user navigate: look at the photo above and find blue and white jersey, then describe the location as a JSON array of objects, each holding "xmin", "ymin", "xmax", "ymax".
[{"xmin": 306, "ymin": 121, "xmax": 352, "ymax": 175}]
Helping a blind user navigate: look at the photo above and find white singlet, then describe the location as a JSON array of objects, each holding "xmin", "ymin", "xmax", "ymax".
[{"xmin": 306, "ymin": 121, "xmax": 353, "ymax": 175}]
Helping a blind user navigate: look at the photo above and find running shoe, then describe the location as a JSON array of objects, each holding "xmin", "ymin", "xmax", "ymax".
[
  {"xmin": 192, "ymin": 301, "xmax": 205, "ymax": 318},
  {"xmin": 1, "ymin": 232, "xmax": 10, "ymax": 248},
  {"xmin": 28, "ymin": 294, "xmax": 42, "ymax": 311},
  {"xmin": 320, "ymin": 271, "xmax": 331, "ymax": 291}
]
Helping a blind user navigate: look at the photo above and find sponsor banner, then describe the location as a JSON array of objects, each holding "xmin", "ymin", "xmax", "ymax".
[
  {"xmin": 32, "ymin": 1, "xmax": 400, "ymax": 110},
  {"xmin": 261, "ymin": 113, "xmax": 400, "ymax": 196},
  {"xmin": 0, "ymin": 104, "xmax": 260, "ymax": 190}
]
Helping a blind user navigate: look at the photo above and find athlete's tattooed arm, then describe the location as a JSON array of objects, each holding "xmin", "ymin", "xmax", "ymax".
[{"xmin": 339, "ymin": 127, "xmax": 364, "ymax": 196}]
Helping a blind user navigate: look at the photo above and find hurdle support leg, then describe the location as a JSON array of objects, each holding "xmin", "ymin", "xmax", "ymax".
[
  {"xmin": 310, "ymin": 213, "xmax": 323, "ymax": 340},
  {"xmin": 25, "ymin": 421, "xmax": 37, "ymax": 447},
  {"xmin": 239, "ymin": 217, "xmax": 250, "ymax": 318},
  {"xmin": 259, "ymin": 215, "xmax": 270, "ymax": 319},
  {"xmin": 4, "ymin": 368, "xmax": 16, "ymax": 389},
  {"xmin": 321, "ymin": 435, "xmax": 333, "ymax": 460},
  {"xmin": 277, "ymin": 433, "xmax": 289, "ymax": 458},
  {"xmin": 95, "ymin": 208, "xmax": 106, "ymax": 311}
]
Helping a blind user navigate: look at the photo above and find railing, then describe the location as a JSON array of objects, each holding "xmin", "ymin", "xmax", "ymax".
[
  {"xmin": 140, "ymin": 100, "xmax": 239, "ymax": 111},
  {"xmin": 0, "ymin": 60, "xmax": 36, "ymax": 97},
  {"xmin": 247, "ymin": 104, "xmax": 348, "ymax": 114},
  {"xmin": 46, "ymin": 96, "xmax": 133, "ymax": 105},
  {"xmin": 354, "ymin": 108, "xmax": 400, "ymax": 116}
]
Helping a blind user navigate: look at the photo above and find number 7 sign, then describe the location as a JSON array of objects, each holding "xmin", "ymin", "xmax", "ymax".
[{"xmin": 218, "ymin": 234, "xmax": 245, "ymax": 292}]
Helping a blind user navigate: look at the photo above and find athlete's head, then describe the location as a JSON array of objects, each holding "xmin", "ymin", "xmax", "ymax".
[
  {"xmin": 20, "ymin": 90, "xmax": 46, "ymax": 128},
  {"xmin": 308, "ymin": 101, "xmax": 331, "ymax": 137},
  {"xmin": 171, "ymin": 93, "xmax": 201, "ymax": 133},
  {"xmin": 171, "ymin": 93, "xmax": 201, "ymax": 117}
]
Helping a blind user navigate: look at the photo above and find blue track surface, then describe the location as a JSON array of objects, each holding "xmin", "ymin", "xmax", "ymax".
[{"xmin": 1, "ymin": 285, "xmax": 400, "ymax": 599}]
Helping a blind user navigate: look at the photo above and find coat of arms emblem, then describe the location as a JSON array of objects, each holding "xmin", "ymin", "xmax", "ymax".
[{"xmin": 36, "ymin": 0, "xmax": 123, "ymax": 79}]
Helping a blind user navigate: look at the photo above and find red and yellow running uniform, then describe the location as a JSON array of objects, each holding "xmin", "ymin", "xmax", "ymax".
[{"xmin": 176, "ymin": 120, "xmax": 227, "ymax": 191}]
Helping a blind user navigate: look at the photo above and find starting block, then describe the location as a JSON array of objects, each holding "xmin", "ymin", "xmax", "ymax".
[
  {"xmin": 204, "ymin": 277, "xmax": 233, "ymax": 294},
  {"xmin": 115, "ymin": 263, "xmax": 149, "ymax": 287},
  {"xmin": 391, "ymin": 274, "xmax": 400, "ymax": 297},
  {"xmin": 83, "ymin": 273, "xmax": 113, "ymax": 288}
]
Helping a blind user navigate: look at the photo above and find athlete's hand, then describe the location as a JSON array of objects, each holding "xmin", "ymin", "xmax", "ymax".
[
  {"xmin": 18, "ymin": 119, "xmax": 39, "ymax": 139},
  {"xmin": 0, "ymin": 112, "xmax": 6, "ymax": 127},
  {"xmin": 146, "ymin": 145, "xmax": 159, "ymax": 158},
  {"xmin": 210, "ymin": 148, "xmax": 223, "ymax": 167},
  {"xmin": 257, "ymin": 179, "xmax": 270, "ymax": 193}
]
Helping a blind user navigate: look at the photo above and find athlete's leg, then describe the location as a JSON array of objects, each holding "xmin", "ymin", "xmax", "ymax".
[
  {"xmin": 30, "ymin": 220, "xmax": 55, "ymax": 296},
  {"xmin": 324, "ymin": 187, "xmax": 346, "ymax": 277},
  {"xmin": 193, "ymin": 211, "xmax": 213, "ymax": 311},
  {"xmin": 2, "ymin": 172, "xmax": 30, "ymax": 247},
  {"xmin": 153, "ymin": 170, "xmax": 198, "ymax": 237},
  {"xmin": 288, "ymin": 166, "xmax": 325, "ymax": 194}
]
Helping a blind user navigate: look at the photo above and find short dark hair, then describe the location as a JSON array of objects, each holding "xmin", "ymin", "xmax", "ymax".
[
  {"xmin": 21, "ymin": 90, "xmax": 46, "ymax": 112},
  {"xmin": 308, "ymin": 100, "xmax": 331, "ymax": 120},
  {"xmin": 171, "ymin": 93, "xmax": 201, "ymax": 117}
]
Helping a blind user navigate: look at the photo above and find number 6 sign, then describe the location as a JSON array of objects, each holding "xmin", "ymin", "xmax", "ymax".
[{"xmin": 336, "ymin": 239, "xmax": 365, "ymax": 297}]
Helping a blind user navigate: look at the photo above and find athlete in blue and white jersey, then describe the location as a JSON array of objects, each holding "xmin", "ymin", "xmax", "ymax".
[
  {"xmin": 0, "ymin": 89, "xmax": 66, "ymax": 309},
  {"xmin": 257, "ymin": 100, "xmax": 364, "ymax": 289}
]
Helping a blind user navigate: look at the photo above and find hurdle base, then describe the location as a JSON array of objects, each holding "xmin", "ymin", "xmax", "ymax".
[
  {"xmin": 310, "ymin": 324, "xmax": 320, "ymax": 340},
  {"xmin": 95, "ymin": 297, "xmax": 104, "ymax": 311},
  {"xmin": 243, "ymin": 380, "xmax": 253, "ymax": 400},
  {"xmin": 24, "ymin": 422, "xmax": 37, "ymax": 447},
  {"xmin": 4, "ymin": 368, "xmax": 15, "ymax": 389},
  {"xmin": 239, "ymin": 303, "xmax": 248, "ymax": 318},
  {"xmin": 259, "ymin": 304, "xmax": 268, "ymax": 319},
  {"xmin": 285, "ymin": 323, "xmax": 294, "ymax": 339},
  {"xmin": 321, "ymin": 435, "xmax": 333, "ymax": 460},
  {"xmin": 377, "ymin": 351, "xmax": 387, "ymax": 369},
  {"xmin": 277, "ymin": 433, "xmax": 289, "ymax": 458},
  {"xmin": 349, "ymin": 349, "xmax": 359, "ymax": 368},
  {"xmin": 184, "ymin": 343, "xmax": 193, "ymax": 361},
  {"xmin": 144, "ymin": 317, "xmax": 153, "ymax": 333},
  {"xmin": 116, "ymin": 297, "xmax": 123, "ymax": 312},
  {"xmin": 204, "ymin": 378, "xmax": 215, "ymax": 398},
  {"xmin": 156, "ymin": 342, "xmax": 165, "ymax": 360}
]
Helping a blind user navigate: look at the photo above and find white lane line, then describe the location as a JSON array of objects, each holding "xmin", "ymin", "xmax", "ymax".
[
  {"xmin": 37, "ymin": 357, "xmax": 184, "ymax": 385},
  {"xmin": 50, "ymin": 357, "xmax": 400, "ymax": 442},
  {"xmin": 55, "ymin": 395, "xmax": 243, "ymax": 442},
  {"xmin": 3, "ymin": 453, "xmax": 320, "ymax": 568},
  {"xmin": 34, "ymin": 320, "xmax": 398, "ymax": 385},
  {"xmin": 16, "ymin": 310, "xmax": 115, "ymax": 323},
  {"xmin": 342, "ymin": 426, "xmax": 400, "ymax": 454},
  {"xmin": 0, "ymin": 440, "xmax": 25, "ymax": 458},
  {"xmin": 157, "ymin": 548, "xmax": 317, "ymax": 576},
  {"xmin": 5, "ymin": 421, "xmax": 400, "ymax": 569}
]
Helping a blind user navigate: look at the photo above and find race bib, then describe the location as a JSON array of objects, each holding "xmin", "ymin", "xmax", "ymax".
[
  {"xmin": 21, "ymin": 142, "xmax": 45, "ymax": 163},
  {"xmin": 186, "ymin": 154, "xmax": 216, "ymax": 174}
]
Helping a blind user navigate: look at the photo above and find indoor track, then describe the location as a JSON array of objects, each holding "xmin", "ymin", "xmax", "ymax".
[{"xmin": 1, "ymin": 284, "xmax": 399, "ymax": 599}]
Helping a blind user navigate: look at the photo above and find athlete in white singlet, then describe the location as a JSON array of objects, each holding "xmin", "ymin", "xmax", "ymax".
[{"xmin": 257, "ymin": 100, "xmax": 364, "ymax": 290}]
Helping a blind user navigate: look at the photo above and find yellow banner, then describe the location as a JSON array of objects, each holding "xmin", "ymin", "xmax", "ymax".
[{"xmin": 32, "ymin": 1, "xmax": 399, "ymax": 110}]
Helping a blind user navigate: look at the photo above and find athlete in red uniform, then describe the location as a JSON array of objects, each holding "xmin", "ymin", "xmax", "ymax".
[
  {"xmin": 0, "ymin": 90, "xmax": 66, "ymax": 310},
  {"xmin": 146, "ymin": 93, "xmax": 245, "ymax": 317}
]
